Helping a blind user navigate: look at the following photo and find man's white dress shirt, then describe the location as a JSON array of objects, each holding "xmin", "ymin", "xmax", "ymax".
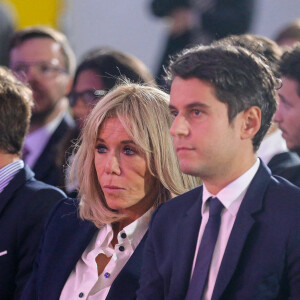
[
  {"xmin": 257, "ymin": 129, "xmax": 288, "ymax": 165},
  {"xmin": 23, "ymin": 111, "xmax": 64, "ymax": 168},
  {"xmin": 191, "ymin": 159, "xmax": 260, "ymax": 300}
]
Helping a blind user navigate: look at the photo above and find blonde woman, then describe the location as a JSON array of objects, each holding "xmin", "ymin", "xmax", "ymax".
[{"xmin": 22, "ymin": 83, "xmax": 200, "ymax": 300}]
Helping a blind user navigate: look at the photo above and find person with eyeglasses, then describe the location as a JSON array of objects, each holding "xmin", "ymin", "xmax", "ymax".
[
  {"xmin": 9, "ymin": 26, "xmax": 77, "ymax": 191},
  {"xmin": 69, "ymin": 47, "xmax": 155, "ymax": 130}
]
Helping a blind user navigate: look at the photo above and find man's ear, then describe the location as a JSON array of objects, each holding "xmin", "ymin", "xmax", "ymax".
[{"xmin": 240, "ymin": 106, "xmax": 261, "ymax": 140}]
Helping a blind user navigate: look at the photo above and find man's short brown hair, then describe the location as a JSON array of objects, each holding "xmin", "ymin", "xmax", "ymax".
[
  {"xmin": 9, "ymin": 25, "xmax": 76, "ymax": 75},
  {"xmin": 0, "ymin": 67, "xmax": 33, "ymax": 155}
]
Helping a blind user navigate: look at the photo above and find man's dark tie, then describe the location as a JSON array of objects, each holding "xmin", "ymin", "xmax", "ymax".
[{"xmin": 185, "ymin": 197, "xmax": 224, "ymax": 300}]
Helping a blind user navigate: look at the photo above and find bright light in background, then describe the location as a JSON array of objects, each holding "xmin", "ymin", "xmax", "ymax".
[{"xmin": 7, "ymin": 0, "xmax": 64, "ymax": 28}]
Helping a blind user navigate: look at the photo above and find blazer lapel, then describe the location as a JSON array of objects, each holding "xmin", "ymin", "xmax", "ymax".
[
  {"xmin": 107, "ymin": 233, "xmax": 148, "ymax": 300},
  {"xmin": 212, "ymin": 161, "xmax": 272, "ymax": 300},
  {"xmin": 39, "ymin": 214, "xmax": 97, "ymax": 299},
  {"xmin": 0, "ymin": 165, "xmax": 34, "ymax": 216},
  {"xmin": 169, "ymin": 188, "xmax": 204, "ymax": 299}
]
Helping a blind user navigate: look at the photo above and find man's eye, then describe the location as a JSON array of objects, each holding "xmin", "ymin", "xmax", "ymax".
[
  {"xmin": 193, "ymin": 109, "xmax": 201, "ymax": 115},
  {"xmin": 96, "ymin": 145, "xmax": 107, "ymax": 153},
  {"xmin": 170, "ymin": 110, "xmax": 178, "ymax": 117}
]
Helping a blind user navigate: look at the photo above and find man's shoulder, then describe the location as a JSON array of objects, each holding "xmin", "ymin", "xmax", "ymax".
[
  {"xmin": 267, "ymin": 174, "xmax": 300, "ymax": 206},
  {"xmin": 152, "ymin": 185, "xmax": 202, "ymax": 222},
  {"xmin": 275, "ymin": 164, "xmax": 300, "ymax": 188},
  {"xmin": 20, "ymin": 175, "xmax": 66, "ymax": 200}
]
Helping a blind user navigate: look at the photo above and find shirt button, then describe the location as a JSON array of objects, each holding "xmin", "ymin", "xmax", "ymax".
[
  {"xmin": 104, "ymin": 272, "xmax": 110, "ymax": 278},
  {"xmin": 119, "ymin": 245, "xmax": 125, "ymax": 252},
  {"xmin": 79, "ymin": 292, "xmax": 84, "ymax": 298},
  {"xmin": 121, "ymin": 232, "xmax": 127, "ymax": 239}
]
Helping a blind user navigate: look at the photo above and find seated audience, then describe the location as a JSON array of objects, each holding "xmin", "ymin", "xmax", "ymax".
[
  {"xmin": 9, "ymin": 26, "xmax": 77, "ymax": 190},
  {"xmin": 0, "ymin": 67, "xmax": 66, "ymax": 300},
  {"xmin": 274, "ymin": 44, "xmax": 300, "ymax": 186},
  {"xmin": 21, "ymin": 83, "xmax": 200, "ymax": 299},
  {"xmin": 214, "ymin": 34, "xmax": 300, "ymax": 176}
]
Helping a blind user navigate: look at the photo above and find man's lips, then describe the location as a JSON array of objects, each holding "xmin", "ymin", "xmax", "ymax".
[
  {"xmin": 176, "ymin": 147, "xmax": 195, "ymax": 153},
  {"xmin": 279, "ymin": 127, "xmax": 287, "ymax": 138}
]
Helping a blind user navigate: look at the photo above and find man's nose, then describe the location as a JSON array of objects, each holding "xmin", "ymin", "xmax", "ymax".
[
  {"xmin": 274, "ymin": 105, "xmax": 283, "ymax": 123},
  {"xmin": 170, "ymin": 115, "xmax": 189, "ymax": 137}
]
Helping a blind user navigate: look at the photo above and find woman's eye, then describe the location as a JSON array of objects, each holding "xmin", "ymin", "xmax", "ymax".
[
  {"xmin": 96, "ymin": 145, "xmax": 107, "ymax": 153},
  {"xmin": 123, "ymin": 146, "xmax": 135, "ymax": 155}
]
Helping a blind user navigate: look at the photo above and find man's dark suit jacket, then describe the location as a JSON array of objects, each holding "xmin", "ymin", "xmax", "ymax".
[
  {"xmin": 32, "ymin": 112, "xmax": 77, "ymax": 190},
  {"xmin": 268, "ymin": 151, "xmax": 300, "ymax": 176},
  {"xmin": 277, "ymin": 164, "xmax": 300, "ymax": 188},
  {"xmin": 137, "ymin": 161, "xmax": 300, "ymax": 300},
  {"xmin": 0, "ymin": 165, "xmax": 66, "ymax": 300},
  {"xmin": 21, "ymin": 198, "xmax": 148, "ymax": 300}
]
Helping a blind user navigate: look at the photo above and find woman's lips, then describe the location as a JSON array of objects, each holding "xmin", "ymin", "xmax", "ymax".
[{"xmin": 103, "ymin": 185, "xmax": 125, "ymax": 192}]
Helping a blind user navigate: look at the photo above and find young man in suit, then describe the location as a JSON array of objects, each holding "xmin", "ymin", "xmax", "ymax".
[
  {"xmin": 0, "ymin": 67, "xmax": 66, "ymax": 299},
  {"xmin": 9, "ymin": 26, "xmax": 77, "ymax": 190},
  {"xmin": 137, "ymin": 45, "xmax": 300, "ymax": 299}
]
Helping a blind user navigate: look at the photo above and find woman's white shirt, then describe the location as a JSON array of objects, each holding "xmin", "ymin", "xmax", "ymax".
[{"xmin": 59, "ymin": 209, "xmax": 152, "ymax": 300}]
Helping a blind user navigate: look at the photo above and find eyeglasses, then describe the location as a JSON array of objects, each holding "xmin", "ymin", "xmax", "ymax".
[
  {"xmin": 68, "ymin": 89, "xmax": 107, "ymax": 107},
  {"xmin": 10, "ymin": 59, "xmax": 68, "ymax": 81}
]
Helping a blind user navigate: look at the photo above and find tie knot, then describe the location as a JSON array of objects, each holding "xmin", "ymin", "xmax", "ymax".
[{"xmin": 209, "ymin": 197, "xmax": 223, "ymax": 216}]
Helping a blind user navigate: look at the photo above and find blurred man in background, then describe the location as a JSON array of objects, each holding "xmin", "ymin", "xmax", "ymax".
[
  {"xmin": 274, "ymin": 45, "xmax": 300, "ymax": 186},
  {"xmin": 9, "ymin": 26, "xmax": 76, "ymax": 190}
]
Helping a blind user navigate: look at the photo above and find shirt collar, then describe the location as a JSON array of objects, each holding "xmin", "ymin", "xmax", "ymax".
[
  {"xmin": 202, "ymin": 158, "xmax": 260, "ymax": 216},
  {"xmin": 0, "ymin": 160, "xmax": 24, "ymax": 194},
  {"xmin": 119, "ymin": 207, "xmax": 153, "ymax": 249},
  {"xmin": 24, "ymin": 110, "xmax": 65, "ymax": 153},
  {"xmin": 257, "ymin": 129, "xmax": 288, "ymax": 164},
  {"xmin": 87, "ymin": 207, "xmax": 153, "ymax": 259}
]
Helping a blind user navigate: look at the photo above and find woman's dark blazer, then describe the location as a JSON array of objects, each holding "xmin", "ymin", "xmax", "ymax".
[{"xmin": 21, "ymin": 198, "xmax": 148, "ymax": 300}]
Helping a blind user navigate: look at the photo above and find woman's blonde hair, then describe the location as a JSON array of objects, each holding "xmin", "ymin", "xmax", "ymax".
[{"xmin": 71, "ymin": 82, "xmax": 200, "ymax": 227}]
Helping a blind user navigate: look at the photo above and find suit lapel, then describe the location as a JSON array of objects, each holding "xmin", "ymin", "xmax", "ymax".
[
  {"xmin": 212, "ymin": 161, "xmax": 272, "ymax": 300},
  {"xmin": 107, "ymin": 233, "xmax": 148, "ymax": 299},
  {"xmin": 33, "ymin": 113, "xmax": 75, "ymax": 180},
  {"xmin": 0, "ymin": 165, "xmax": 34, "ymax": 216},
  {"xmin": 169, "ymin": 188, "xmax": 203, "ymax": 299},
  {"xmin": 32, "ymin": 117, "xmax": 66, "ymax": 179},
  {"xmin": 40, "ymin": 213, "xmax": 97, "ymax": 299}
]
